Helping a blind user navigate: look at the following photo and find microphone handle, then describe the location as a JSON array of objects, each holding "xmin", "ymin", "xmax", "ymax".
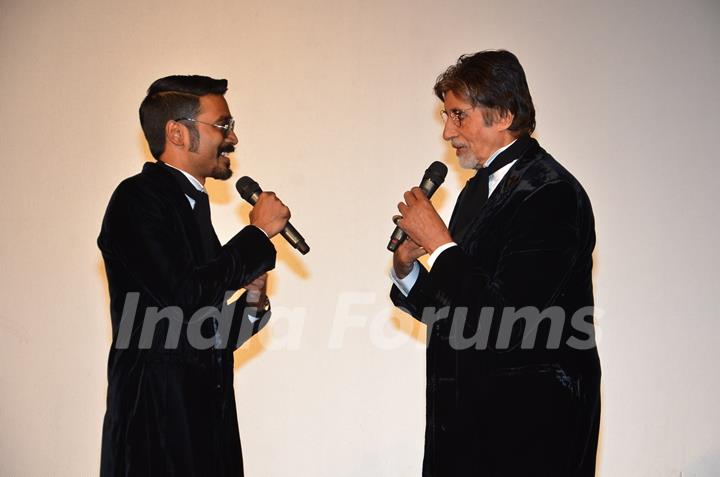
[
  {"xmin": 280, "ymin": 223, "xmax": 310, "ymax": 255},
  {"xmin": 386, "ymin": 178, "xmax": 439, "ymax": 252},
  {"xmin": 247, "ymin": 192, "xmax": 310, "ymax": 255}
]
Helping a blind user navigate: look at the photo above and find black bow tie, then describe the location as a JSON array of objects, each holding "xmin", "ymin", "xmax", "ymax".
[{"xmin": 449, "ymin": 134, "xmax": 532, "ymax": 242}]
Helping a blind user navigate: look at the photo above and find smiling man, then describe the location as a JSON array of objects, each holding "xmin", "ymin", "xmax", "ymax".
[
  {"xmin": 390, "ymin": 51, "xmax": 601, "ymax": 476},
  {"xmin": 98, "ymin": 75, "xmax": 290, "ymax": 476}
]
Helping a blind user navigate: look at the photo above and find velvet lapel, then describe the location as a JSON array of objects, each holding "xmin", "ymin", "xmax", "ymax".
[
  {"xmin": 455, "ymin": 136, "xmax": 542, "ymax": 246},
  {"xmin": 141, "ymin": 162, "xmax": 212, "ymax": 264}
]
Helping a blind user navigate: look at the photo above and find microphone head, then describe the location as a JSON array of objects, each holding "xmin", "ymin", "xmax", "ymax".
[
  {"xmin": 235, "ymin": 176, "xmax": 262, "ymax": 202},
  {"xmin": 424, "ymin": 161, "xmax": 448, "ymax": 185}
]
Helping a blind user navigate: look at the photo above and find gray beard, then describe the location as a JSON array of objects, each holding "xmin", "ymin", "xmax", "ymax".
[{"xmin": 459, "ymin": 155, "xmax": 480, "ymax": 170}]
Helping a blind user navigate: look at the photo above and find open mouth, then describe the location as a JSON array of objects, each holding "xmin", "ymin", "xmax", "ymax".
[{"xmin": 218, "ymin": 145, "xmax": 235, "ymax": 158}]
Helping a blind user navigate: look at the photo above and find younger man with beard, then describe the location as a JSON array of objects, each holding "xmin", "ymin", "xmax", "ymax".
[{"xmin": 98, "ymin": 75, "xmax": 290, "ymax": 476}]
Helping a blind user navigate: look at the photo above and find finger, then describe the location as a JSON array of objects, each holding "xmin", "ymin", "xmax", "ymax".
[
  {"xmin": 411, "ymin": 187, "xmax": 427, "ymax": 201},
  {"xmin": 398, "ymin": 237, "xmax": 415, "ymax": 251},
  {"xmin": 249, "ymin": 277, "xmax": 265, "ymax": 288},
  {"xmin": 403, "ymin": 190, "xmax": 416, "ymax": 205},
  {"xmin": 397, "ymin": 202, "xmax": 408, "ymax": 215},
  {"xmin": 411, "ymin": 247, "xmax": 427, "ymax": 260},
  {"xmin": 247, "ymin": 273, "xmax": 267, "ymax": 286}
]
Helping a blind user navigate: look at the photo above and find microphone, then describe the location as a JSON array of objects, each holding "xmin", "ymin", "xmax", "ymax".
[
  {"xmin": 387, "ymin": 161, "xmax": 448, "ymax": 252},
  {"xmin": 236, "ymin": 176, "xmax": 310, "ymax": 255}
]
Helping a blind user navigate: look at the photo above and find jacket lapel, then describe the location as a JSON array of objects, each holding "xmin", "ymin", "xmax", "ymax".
[
  {"xmin": 142, "ymin": 162, "xmax": 211, "ymax": 264},
  {"xmin": 456, "ymin": 137, "xmax": 541, "ymax": 246}
]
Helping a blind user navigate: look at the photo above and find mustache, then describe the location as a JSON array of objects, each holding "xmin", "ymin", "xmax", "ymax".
[{"xmin": 218, "ymin": 144, "xmax": 235, "ymax": 155}]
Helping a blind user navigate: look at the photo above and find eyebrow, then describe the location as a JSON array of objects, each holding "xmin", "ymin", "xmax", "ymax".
[{"xmin": 214, "ymin": 114, "xmax": 233, "ymax": 122}]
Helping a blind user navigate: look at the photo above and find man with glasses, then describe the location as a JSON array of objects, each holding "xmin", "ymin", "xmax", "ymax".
[
  {"xmin": 98, "ymin": 75, "xmax": 289, "ymax": 476},
  {"xmin": 390, "ymin": 51, "xmax": 601, "ymax": 475}
]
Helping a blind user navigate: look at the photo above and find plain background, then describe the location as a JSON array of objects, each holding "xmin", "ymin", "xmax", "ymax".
[{"xmin": 1, "ymin": 0, "xmax": 719, "ymax": 475}]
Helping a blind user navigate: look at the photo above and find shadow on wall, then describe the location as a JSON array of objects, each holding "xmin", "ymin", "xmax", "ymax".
[
  {"xmin": 97, "ymin": 258, "xmax": 113, "ymax": 345},
  {"xmin": 390, "ymin": 309, "xmax": 427, "ymax": 347},
  {"xmin": 137, "ymin": 131, "xmax": 155, "ymax": 165},
  {"xmin": 595, "ymin": 384, "xmax": 605, "ymax": 477},
  {"xmin": 233, "ymin": 209, "xmax": 312, "ymax": 369},
  {"xmin": 231, "ymin": 170, "xmax": 311, "ymax": 369}
]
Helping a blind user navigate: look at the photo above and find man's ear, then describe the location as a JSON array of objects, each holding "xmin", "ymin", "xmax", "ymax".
[
  {"xmin": 165, "ymin": 120, "xmax": 185, "ymax": 148},
  {"xmin": 495, "ymin": 110, "xmax": 514, "ymax": 131}
]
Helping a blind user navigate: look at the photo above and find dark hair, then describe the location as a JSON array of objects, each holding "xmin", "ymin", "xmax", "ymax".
[
  {"xmin": 139, "ymin": 75, "xmax": 228, "ymax": 159},
  {"xmin": 434, "ymin": 50, "xmax": 535, "ymax": 135}
]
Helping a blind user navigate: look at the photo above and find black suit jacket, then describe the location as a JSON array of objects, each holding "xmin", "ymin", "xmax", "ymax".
[
  {"xmin": 391, "ymin": 136, "xmax": 601, "ymax": 476},
  {"xmin": 98, "ymin": 162, "xmax": 276, "ymax": 477}
]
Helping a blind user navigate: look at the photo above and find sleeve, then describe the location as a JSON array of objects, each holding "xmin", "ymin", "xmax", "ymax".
[
  {"xmin": 226, "ymin": 291, "xmax": 272, "ymax": 350},
  {"xmin": 99, "ymin": 181, "xmax": 276, "ymax": 315},
  {"xmin": 389, "ymin": 261, "xmax": 420, "ymax": 297}
]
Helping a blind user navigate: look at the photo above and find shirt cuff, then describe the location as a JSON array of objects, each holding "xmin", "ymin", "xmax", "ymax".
[
  {"xmin": 246, "ymin": 296, "xmax": 270, "ymax": 323},
  {"xmin": 428, "ymin": 242, "xmax": 457, "ymax": 268},
  {"xmin": 390, "ymin": 261, "xmax": 420, "ymax": 297}
]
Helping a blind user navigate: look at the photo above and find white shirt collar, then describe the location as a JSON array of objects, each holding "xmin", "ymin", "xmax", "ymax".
[
  {"xmin": 483, "ymin": 138, "xmax": 517, "ymax": 170},
  {"xmin": 163, "ymin": 162, "xmax": 206, "ymax": 193}
]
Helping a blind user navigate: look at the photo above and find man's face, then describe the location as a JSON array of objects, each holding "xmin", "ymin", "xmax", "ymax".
[
  {"xmin": 188, "ymin": 94, "xmax": 238, "ymax": 181},
  {"xmin": 441, "ymin": 90, "xmax": 506, "ymax": 169}
]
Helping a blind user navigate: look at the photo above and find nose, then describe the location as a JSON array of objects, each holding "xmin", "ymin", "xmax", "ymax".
[
  {"xmin": 227, "ymin": 129, "xmax": 239, "ymax": 145},
  {"xmin": 442, "ymin": 118, "xmax": 457, "ymax": 141}
]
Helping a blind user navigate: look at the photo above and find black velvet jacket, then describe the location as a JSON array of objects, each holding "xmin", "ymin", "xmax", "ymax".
[
  {"xmin": 98, "ymin": 162, "xmax": 276, "ymax": 476},
  {"xmin": 391, "ymin": 136, "xmax": 601, "ymax": 476}
]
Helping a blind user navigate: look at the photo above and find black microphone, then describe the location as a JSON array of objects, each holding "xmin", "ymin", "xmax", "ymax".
[
  {"xmin": 387, "ymin": 161, "xmax": 448, "ymax": 252},
  {"xmin": 236, "ymin": 176, "xmax": 310, "ymax": 255}
]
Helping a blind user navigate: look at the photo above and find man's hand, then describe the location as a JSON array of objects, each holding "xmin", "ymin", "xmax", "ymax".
[
  {"xmin": 250, "ymin": 192, "xmax": 290, "ymax": 238},
  {"xmin": 244, "ymin": 273, "xmax": 268, "ymax": 308},
  {"xmin": 396, "ymin": 187, "xmax": 452, "ymax": 254},
  {"xmin": 392, "ymin": 235, "xmax": 426, "ymax": 279}
]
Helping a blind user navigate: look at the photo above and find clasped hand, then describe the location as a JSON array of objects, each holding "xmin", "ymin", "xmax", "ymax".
[
  {"xmin": 250, "ymin": 192, "xmax": 290, "ymax": 238},
  {"xmin": 244, "ymin": 273, "xmax": 268, "ymax": 308},
  {"xmin": 392, "ymin": 187, "xmax": 452, "ymax": 279}
]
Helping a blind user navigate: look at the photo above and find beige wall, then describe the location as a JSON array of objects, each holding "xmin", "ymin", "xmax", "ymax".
[{"xmin": 1, "ymin": 0, "xmax": 719, "ymax": 475}]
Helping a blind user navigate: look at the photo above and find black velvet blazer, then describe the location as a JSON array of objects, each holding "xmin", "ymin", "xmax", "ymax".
[
  {"xmin": 391, "ymin": 137, "xmax": 601, "ymax": 476},
  {"xmin": 98, "ymin": 162, "xmax": 276, "ymax": 477}
]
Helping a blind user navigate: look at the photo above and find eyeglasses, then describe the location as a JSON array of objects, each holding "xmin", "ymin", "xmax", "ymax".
[
  {"xmin": 174, "ymin": 117, "xmax": 235, "ymax": 137},
  {"xmin": 440, "ymin": 107, "xmax": 473, "ymax": 127}
]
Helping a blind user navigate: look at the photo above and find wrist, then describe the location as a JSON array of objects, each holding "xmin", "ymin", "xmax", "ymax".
[
  {"xmin": 247, "ymin": 294, "xmax": 270, "ymax": 311},
  {"xmin": 394, "ymin": 265, "xmax": 411, "ymax": 280},
  {"xmin": 424, "ymin": 235, "xmax": 452, "ymax": 255}
]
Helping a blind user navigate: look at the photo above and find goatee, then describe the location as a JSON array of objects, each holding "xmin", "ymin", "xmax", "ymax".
[
  {"xmin": 212, "ymin": 145, "xmax": 235, "ymax": 180},
  {"xmin": 210, "ymin": 166, "xmax": 233, "ymax": 181}
]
